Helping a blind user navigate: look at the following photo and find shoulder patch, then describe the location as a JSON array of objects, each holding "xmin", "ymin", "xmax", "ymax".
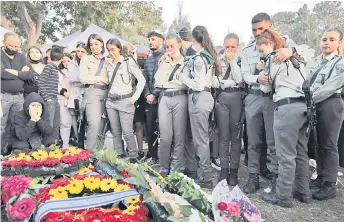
[
  {"xmin": 194, "ymin": 57, "xmax": 204, "ymax": 72},
  {"xmin": 335, "ymin": 63, "xmax": 344, "ymax": 75}
]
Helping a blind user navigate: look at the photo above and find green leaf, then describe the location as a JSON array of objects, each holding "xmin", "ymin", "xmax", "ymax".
[
  {"xmin": 179, "ymin": 205, "xmax": 193, "ymax": 217},
  {"xmin": 7, "ymin": 195, "xmax": 18, "ymax": 204},
  {"xmin": 167, "ymin": 216, "xmax": 189, "ymax": 222},
  {"xmin": 123, "ymin": 177, "xmax": 149, "ymax": 189},
  {"xmin": 42, "ymin": 176, "xmax": 52, "ymax": 185},
  {"xmin": 29, "ymin": 184, "xmax": 46, "ymax": 190},
  {"xmin": 17, "ymin": 193, "xmax": 32, "ymax": 201},
  {"xmin": 142, "ymin": 191, "xmax": 157, "ymax": 203}
]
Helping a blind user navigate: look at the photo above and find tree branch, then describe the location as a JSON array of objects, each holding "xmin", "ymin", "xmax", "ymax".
[
  {"xmin": 17, "ymin": 3, "xmax": 30, "ymax": 35},
  {"xmin": 35, "ymin": 14, "xmax": 43, "ymax": 36},
  {"xmin": 0, "ymin": 15, "xmax": 15, "ymax": 32}
]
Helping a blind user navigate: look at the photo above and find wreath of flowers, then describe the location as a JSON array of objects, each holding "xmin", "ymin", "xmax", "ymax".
[
  {"xmin": 2, "ymin": 147, "xmax": 91, "ymax": 168},
  {"xmin": 36, "ymin": 175, "xmax": 148, "ymax": 222}
]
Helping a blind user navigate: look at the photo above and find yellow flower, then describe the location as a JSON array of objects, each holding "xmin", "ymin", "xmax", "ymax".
[
  {"xmin": 49, "ymin": 187, "xmax": 68, "ymax": 200},
  {"xmin": 113, "ymin": 184, "xmax": 130, "ymax": 192},
  {"xmin": 49, "ymin": 149, "xmax": 63, "ymax": 159},
  {"xmin": 66, "ymin": 179, "xmax": 84, "ymax": 194},
  {"xmin": 8, "ymin": 156, "xmax": 19, "ymax": 161},
  {"xmin": 100, "ymin": 178, "xmax": 117, "ymax": 192},
  {"xmin": 30, "ymin": 177, "xmax": 40, "ymax": 186},
  {"xmin": 123, "ymin": 204, "xmax": 139, "ymax": 215},
  {"xmin": 32, "ymin": 149, "xmax": 48, "ymax": 160},
  {"xmin": 63, "ymin": 147, "xmax": 82, "ymax": 156},
  {"xmin": 83, "ymin": 177, "xmax": 100, "ymax": 191},
  {"xmin": 125, "ymin": 195, "xmax": 140, "ymax": 204}
]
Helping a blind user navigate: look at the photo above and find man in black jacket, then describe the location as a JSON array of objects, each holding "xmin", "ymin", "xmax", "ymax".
[
  {"xmin": 142, "ymin": 30, "xmax": 165, "ymax": 165},
  {"xmin": 1, "ymin": 32, "xmax": 28, "ymax": 154},
  {"xmin": 11, "ymin": 92, "xmax": 53, "ymax": 149}
]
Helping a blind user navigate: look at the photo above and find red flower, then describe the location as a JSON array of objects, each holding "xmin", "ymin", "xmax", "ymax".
[
  {"xmin": 61, "ymin": 155, "xmax": 78, "ymax": 164},
  {"xmin": 28, "ymin": 160, "xmax": 44, "ymax": 167},
  {"xmin": 44, "ymin": 212, "xmax": 74, "ymax": 222},
  {"xmin": 74, "ymin": 174, "xmax": 87, "ymax": 180},
  {"xmin": 77, "ymin": 150, "xmax": 91, "ymax": 161},
  {"xmin": 52, "ymin": 177, "xmax": 71, "ymax": 186},
  {"xmin": 120, "ymin": 170, "xmax": 130, "ymax": 178},
  {"xmin": 227, "ymin": 201, "xmax": 241, "ymax": 217},
  {"xmin": 34, "ymin": 192, "xmax": 52, "ymax": 203},
  {"xmin": 9, "ymin": 198, "xmax": 36, "ymax": 220},
  {"xmin": 44, "ymin": 157, "xmax": 60, "ymax": 167},
  {"xmin": 83, "ymin": 208, "xmax": 105, "ymax": 222}
]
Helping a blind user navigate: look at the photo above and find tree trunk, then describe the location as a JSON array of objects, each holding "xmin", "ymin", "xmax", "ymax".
[
  {"xmin": 17, "ymin": 3, "xmax": 43, "ymax": 49},
  {"xmin": 0, "ymin": 16, "xmax": 15, "ymax": 32}
]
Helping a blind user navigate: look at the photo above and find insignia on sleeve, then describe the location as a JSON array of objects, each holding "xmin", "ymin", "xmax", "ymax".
[
  {"xmin": 335, "ymin": 63, "xmax": 344, "ymax": 75},
  {"xmin": 194, "ymin": 58, "xmax": 204, "ymax": 72}
]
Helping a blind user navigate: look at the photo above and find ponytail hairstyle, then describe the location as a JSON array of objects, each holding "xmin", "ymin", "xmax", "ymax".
[
  {"xmin": 324, "ymin": 27, "xmax": 343, "ymax": 56},
  {"xmin": 192, "ymin": 25, "xmax": 222, "ymax": 75},
  {"xmin": 256, "ymin": 30, "xmax": 286, "ymax": 50},
  {"xmin": 166, "ymin": 33, "xmax": 184, "ymax": 56}
]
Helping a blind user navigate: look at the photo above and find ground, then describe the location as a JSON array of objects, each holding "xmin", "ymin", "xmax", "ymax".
[{"xmin": 104, "ymin": 136, "xmax": 344, "ymax": 222}]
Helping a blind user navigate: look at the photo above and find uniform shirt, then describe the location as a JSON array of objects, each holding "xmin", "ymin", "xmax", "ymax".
[
  {"xmin": 79, "ymin": 54, "xmax": 108, "ymax": 85},
  {"xmin": 38, "ymin": 62, "xmax": 59, "ymax": 101},
  {"xmin": 260, "ymin": 55, "xmax": 306, "ymax": 102},
  {"xmin": 212, "ymin": 54, "xmax": 243, "ymax": 89},
  {"xmin": 183, "ymin": 53, "xmax": 213, "ymax": 91},
  {"xmin": 154, "ymin": 55, "xmax": 187, "ymax": 91},
  {"xmin": 241, "ymin": 36, "xmax": 303, "ymax": 90},
  {"xmin": 1, "ymin": 49, "xmax": 26, "ymax": 93},
  {"xmin": 106, "ymin": 56, "xmax": 146, "ymax": 100},
  {"xmin": 306, "ymin": 52, "xmax": 344, "ymax": 104}
]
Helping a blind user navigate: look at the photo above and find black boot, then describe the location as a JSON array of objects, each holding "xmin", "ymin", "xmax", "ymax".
[
  {"xmin": 227, "ymin": 168, "xmax": 238, "ymax": 186},
  {"xmin": 260, "ymin": 168, "xmax": 273, "ymax": 180},
  {"xmin": 262, "ymin": 192, "xmax": 293, "ymax": 208},
  {"xmin": 218, "ymin": 168, "xmax": 229, "ymax": 183},
  {"xmin": 309, "ymin": 175, "xmax": 324, "ymax": 191},
  {"xmin": 271, "ymin": 173, "xmax": 278, "ymax": 194},
  {"xmin": 243, "ymin": 173, "xmax": 260, "ymax": 194},
  {"xmin": 292, "ymin": 190, "xmax": 312, "ymax": 203},
  {"xmin": 312, "ymin": 181, "xmax": 336, "ymax": 201}
]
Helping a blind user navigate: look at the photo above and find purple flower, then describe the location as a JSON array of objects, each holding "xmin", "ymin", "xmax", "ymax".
[{"xmin": 234, "ymin": 199, "xmax": 259, "ymax": 216}]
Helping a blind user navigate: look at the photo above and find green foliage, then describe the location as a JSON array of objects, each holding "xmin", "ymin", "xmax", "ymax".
[{"xmin": 272, "ymin": 1, "xmax": 344, "ymax": 54}]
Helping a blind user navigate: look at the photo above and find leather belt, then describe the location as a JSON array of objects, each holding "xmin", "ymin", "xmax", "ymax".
[
  {"xmin": 84, "ymin": 84, "xmax": 108, "ymax": 90},
  {"xmin": 108, "ymin": 93, "xmax": 132, "ymax": 101},
  {"xmin": 222, "ymin": 87, "xmax": 242, "ymax": 93},
  {"xmin": 248, "ymin": 88, "xmax": 271, "ymax": 97},
  {"xmin": 328, "ymin": 93, "xmax": 341, "ymax": 99},
  {"xmin": 188, "ymin": 87, "xmax": 211, "ymax": 95},
  {"xmin": 1, "ymin": 91, "xmax": 23, "ymax": 95},
  {"xmin": 160, "ymin": 90, "xmax": 187, "ymax": 97},
  {"xmin": 275, "ymin": 97, "xmax": 305, "ymax": 108},
  {"xmin": 73, "ymin": 82, "xmax": 85, "ymax": 88}
]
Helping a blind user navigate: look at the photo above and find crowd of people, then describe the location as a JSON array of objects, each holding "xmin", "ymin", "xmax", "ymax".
[{"xmin": 1, "ymin": 12, "xmax": 344, "ymax": 209}]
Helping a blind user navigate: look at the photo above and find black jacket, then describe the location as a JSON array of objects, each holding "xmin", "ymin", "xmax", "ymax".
[
  {"xmin": 12, "ymin": 92, "xmax": 52, "ymax": 142},
  {"xmin": 143, "ymin": 48, "xmax": 165, "ymax": 97}
]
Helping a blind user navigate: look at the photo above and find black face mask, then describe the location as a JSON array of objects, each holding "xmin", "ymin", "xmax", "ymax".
[
  {"xmin": 4, "ymin": 47, "xmax": 18, "ymax": 56},
  {"xmin": 29, "ymin": 56, "xmax": 42, "ymax": 64},
  {"xmin": 137, "ymin": 58, "xmax": 146, "ymax": 69}
]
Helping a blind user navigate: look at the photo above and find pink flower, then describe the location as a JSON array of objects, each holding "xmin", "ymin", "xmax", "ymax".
[
  {"xmin": 44, "ymin": 157, "xmax": 60, "ymax": 167},
  {"xmin": 244, "ymin": 212, "xmax": 264, "ymax": 222},
  {"xmin": 9, "ymin": 198, "xmax": 36, "ymax": 220},
  {"xmin": 227, "ymin": 201, "xmax": 241, "ymax": 217}
]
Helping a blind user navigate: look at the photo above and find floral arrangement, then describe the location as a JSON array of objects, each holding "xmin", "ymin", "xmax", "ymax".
[
  {"xmin": 216, "ymin": 200, "xmax": 263, "ymax": 222},
  {"xmin": 2, "ymin": 147, "xmax": 91, "ymax": 168},
  {"xmin": 1, "ymin": 147, "xmax": 91, "ymax": 177},
  {"xmin": 1, "ymin": 175, "xmax": 38, "ymax": 221},
  {"xmin": 167, "ymin": 172, "xmax": 214, "ymax": 219}
]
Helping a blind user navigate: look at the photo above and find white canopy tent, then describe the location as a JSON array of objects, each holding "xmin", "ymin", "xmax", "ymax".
[{"xmin": 41, "ymin": 24, "xmax": 135, "ymax": 55}]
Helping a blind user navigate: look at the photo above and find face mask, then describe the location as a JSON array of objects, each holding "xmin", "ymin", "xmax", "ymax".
[
  {"xmin": 29, "ymin": 55, "xmax": 42, "ymax": 64},
  {"xmin": 137, "ymin": 58, "xmax": 146, "ymax": 69},
  {"xmin": 5, "ymin": 47, "xmax": 18, "ymax": 56}
]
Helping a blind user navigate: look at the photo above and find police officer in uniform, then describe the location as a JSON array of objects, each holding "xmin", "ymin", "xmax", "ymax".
[
  {"xmin": 213, "ymin": 33, "xmax": 244, "ymax": 186},
  {"xmin": 79, "ymin": 34, "xmax": 109, "ymax": 150},
  {"xmin": 307, "ymin": 28, "xmax": 344, "ymax": 201},
  {"xmin": 254, "ymin": 30, "xmax": 310, "ymax": 208},
  {"xmin": 180, "ymin": 25, "xmax": 221, "ymax": 189},
  {"xmin": 105, "ymin": 38, "xmax": 146, "ymax": 157},
  {"xmin": 241, "ymin": 13, "xmax": 305, "ymax": 194},
  {"xmin": 154, "ymin": 33, "xmax": 188, "ymax": 177}
]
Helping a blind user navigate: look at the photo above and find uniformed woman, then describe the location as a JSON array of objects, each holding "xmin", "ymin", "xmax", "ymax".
[
  {"xmin": 254, "ymin": 30, "xmax": 310, "ymax": 208},
  {"xmin": 307, "ymin": 28, "xmax": 344, "ymax": 201},
  {"xmin": 180, "ymin": 25, "xmax": 222, "ymax": 189},
  {"xmin": 105, "ymin": 38, "xmax": 146, "ymax": 157},
  {"xmin": 154, "ymin": 33, "xmax": 188, "ymax": 177},
  {"xmin": 213, "ymin": 33, "xmax": 244, "ymax": 186},
  {"xmin": 79, "ymin": 34, "xmax": 109, "ymax": 150},
  {"xmin": 67, "ymin": 42, "xmax": 88, "ymax": 148}
]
